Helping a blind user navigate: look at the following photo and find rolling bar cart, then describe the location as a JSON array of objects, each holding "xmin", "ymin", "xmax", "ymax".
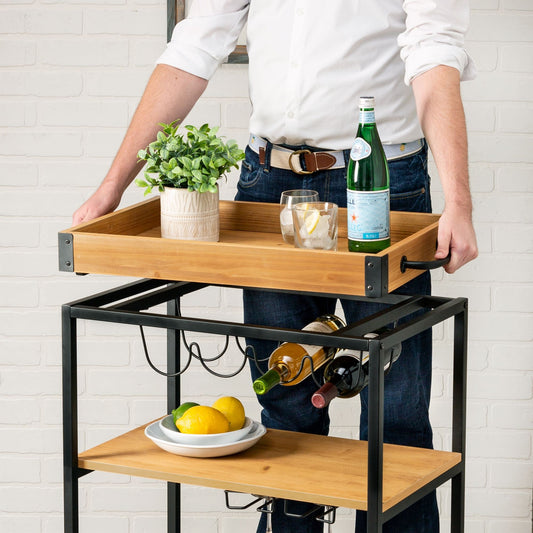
[{"xmin": 59, "ymin": 199, "xmax": 467, "ymax": 533}]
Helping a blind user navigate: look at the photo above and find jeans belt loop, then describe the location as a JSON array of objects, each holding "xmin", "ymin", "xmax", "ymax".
[{"xmin": 256, "ymin": 136, "xmax": 272, "ymax": 172}]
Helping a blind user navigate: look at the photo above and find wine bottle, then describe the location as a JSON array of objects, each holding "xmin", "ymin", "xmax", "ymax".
[
  {"xmin": 253, "ymin": 314, "xmax": 346, "ymax": 395},
  {"xmin": 347, "ymin": 96, "xmax": 391, "ymax": 253},
  {"xmin": 311, "ymin": 333, "xmax": 401, "ymax": 408}
]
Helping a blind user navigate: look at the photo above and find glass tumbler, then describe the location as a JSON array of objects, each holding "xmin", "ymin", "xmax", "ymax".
[
  {"xmin": 280, "ymin": 189, "xmax": 319, "ymax": 244},
  {"xmin": 292, "ymin": 202, "xmax": 338, "ymax": 251}
]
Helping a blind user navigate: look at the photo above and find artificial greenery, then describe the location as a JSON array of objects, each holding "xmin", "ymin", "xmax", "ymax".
[{"xmin": 136, "ymin": 121, "xmax": 245, "ymax": 194}]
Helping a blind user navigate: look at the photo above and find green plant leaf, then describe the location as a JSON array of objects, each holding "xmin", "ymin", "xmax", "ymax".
[{"xmin": 135, "ymin": 120, "xmax": 244, "ymax": 193}]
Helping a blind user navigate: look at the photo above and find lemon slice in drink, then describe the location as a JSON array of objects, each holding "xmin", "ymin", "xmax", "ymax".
[{"xmin": 303, "ymin": 208, "xmax": 321, "ymax": 234}]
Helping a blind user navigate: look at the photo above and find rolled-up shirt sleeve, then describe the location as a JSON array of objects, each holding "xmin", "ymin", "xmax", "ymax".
[
  {"xmin": 398, "ymin": 0, "xmax": 476, "ymax": 85},
  {"xmin": 157, "ymin": 0, "xmax": 249, "ymax": 80}
]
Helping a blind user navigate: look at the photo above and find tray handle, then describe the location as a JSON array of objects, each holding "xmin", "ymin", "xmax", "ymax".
[{"xmin": 400, "ymin": 252, "xmax": 451, "ymax": 273}]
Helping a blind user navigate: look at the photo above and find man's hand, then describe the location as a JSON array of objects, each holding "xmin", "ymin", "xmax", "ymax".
[
  {"xmin": 72, "ymin": 181, "xmax": 123, "ymax": 226},
  {"xmin": 435, "ymin": 204, "xmax": 478, "ymax": 274}
]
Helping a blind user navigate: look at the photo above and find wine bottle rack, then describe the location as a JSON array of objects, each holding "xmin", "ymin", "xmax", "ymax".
[{"xmin": 138, "ymin": 290, "xmax": 398, "ymax": 388}]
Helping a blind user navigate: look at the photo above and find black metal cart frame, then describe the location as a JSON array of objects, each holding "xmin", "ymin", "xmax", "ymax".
[{"xmin": 62, "ymin": 278, "xmax": 467, "ymax": 533}]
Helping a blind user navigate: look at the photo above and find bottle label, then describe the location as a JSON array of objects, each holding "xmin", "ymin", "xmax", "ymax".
[
  {"xmin": 347, "ymin": 189, "xmax": 390, "ymax": 241},
  {"xmin": 349, "ymin": 138, "xmax": 371, "ymax": 161},
  {"xmin": 359, "ymin": 109, "xmax": 375, "ymax": 124},
  {"xmin": 299, "ymin": 321, "xmax": 333, "ymax": 356},
  {"xmin": 337, "ymin": 349, "xmax": 369, "ymax": 366}
]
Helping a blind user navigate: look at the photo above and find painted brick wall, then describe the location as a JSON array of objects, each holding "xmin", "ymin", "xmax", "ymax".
[{"xmin": 0, "ymin": 1, "xmax": 531, "ymax": 532}]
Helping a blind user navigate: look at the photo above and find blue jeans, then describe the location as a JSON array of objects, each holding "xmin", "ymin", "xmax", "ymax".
[{"xmin": 235, "ymin": 140, "xmax": 438, "ymax": 533}]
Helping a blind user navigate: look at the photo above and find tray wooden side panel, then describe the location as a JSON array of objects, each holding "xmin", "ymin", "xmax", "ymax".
[
  {"xmin": 219, "ymin": 200, "xmax": 282, "ymax": 233},
  {"xmin": 78, "ymin": 423, "xmax": 461, "ymax": 512},
  {"xmin": 386, "ymin": 218, "xmax": 440, "ymax": 293},
  {"xmin": 219, "ymin": 200, "xmax": 350, "ymax": 238},
  {"xmin": 218, "ymin": 202, "xmax": 439, "ymax": 241},
  {"xmin": 71, "ymin": 232, "xmax": 369, "ymax": 296},
  {"xmin": 71, "ymin": 197, "xmax": 160, "ymax": 236},
  {"xmin": 389, "ymin": 211, "xmax": 439, "ymax": 243}
]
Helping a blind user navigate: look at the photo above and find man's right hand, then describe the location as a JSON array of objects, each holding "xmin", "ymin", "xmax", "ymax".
[{"xmin": 72, "ymin": 181, "xmax": 123, "ymax": 226}]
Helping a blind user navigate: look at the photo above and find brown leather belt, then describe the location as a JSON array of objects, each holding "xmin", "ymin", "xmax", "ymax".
[
  {"xmin": 248, "ymin": 134, "xmax": 424, "ymax": 175},
  {"xmin": 248, "ymin": 134, "xmax": 345, "ymax": 175}
]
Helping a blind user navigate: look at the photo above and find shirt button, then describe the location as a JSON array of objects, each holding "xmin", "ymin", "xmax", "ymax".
[
  {"xmin": 287, "ymin": 111, "xmax": 294, "ymax": 119},
  {"xmin": 296, "ymin": 8, "xmax": 304, "ymax": 16}
]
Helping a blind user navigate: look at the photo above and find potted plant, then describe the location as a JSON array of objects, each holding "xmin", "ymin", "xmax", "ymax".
[{"xmin": 136, "ymin": 121, "xmax": 245, "ymax": 241}]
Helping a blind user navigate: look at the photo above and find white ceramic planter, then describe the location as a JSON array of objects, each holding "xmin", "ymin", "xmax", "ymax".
[{"xmin": 160, "ymin": 187, "xmax": 219, "ymax": 242}]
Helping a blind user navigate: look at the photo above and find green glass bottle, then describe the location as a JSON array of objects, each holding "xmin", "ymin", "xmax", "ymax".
[{"xmin": 346, "ymin": 96, "xmax": 391, "ymax": 253}]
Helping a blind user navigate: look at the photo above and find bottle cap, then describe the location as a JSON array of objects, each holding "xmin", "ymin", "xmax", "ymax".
[
  {"xmin": 311, "ymin": 382, "xmax": 340, "ymax": 409},
  {"xmin": 359, "ymin": 96, "xmax": 375, "ymax": 108}
]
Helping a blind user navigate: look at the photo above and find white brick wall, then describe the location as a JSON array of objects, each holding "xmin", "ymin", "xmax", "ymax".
[{"xmin": 0, "ymin": 1, "xmax": 531, "ymax": 532}]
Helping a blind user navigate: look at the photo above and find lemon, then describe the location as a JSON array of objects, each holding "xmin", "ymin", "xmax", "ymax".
[
  {"xmin": 212, "ymin": 396, "xmax": 246, "ymax": 431},
  {"xmin": 172, "ymin": 401, "xmax": 199, "ymax": 425},
  {"xmin": 303, "ymin": 208, "xmax": 321, "ymax": 234},
  {"xmin": 175, "ymin": 405, "xmax": 230, "ymax": 434}
]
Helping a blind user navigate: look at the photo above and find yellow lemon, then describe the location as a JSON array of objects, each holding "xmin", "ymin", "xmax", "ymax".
[
  {"xmin": 175, "ymin": 405, "xmax": 230, "ymax": 434},
  {"xmin": 172, "ymin": 401, "xmax": 199, "ymax": 424},
  {"xmin": 212, "ymin": 396, "xmax": 246, "ymax": 431},
  {"xmin": 303, "ymin": 208, "xmax": 321, "ymax": 234}
]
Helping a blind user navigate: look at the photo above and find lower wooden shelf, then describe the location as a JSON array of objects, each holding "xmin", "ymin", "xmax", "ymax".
[{"xmin": 78, "ymin": 422, "xmax": 461, "ymax": 512}]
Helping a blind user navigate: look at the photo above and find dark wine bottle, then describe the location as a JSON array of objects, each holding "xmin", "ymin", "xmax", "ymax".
[{"xmin": 311, "ymin": 333, "xmax": 401, "ymax": 408}]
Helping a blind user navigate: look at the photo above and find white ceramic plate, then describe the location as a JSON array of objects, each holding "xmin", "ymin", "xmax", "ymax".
[
  {"xmin": 145, "ymin": 419, "xmax": 266, "ymax": 458},
  {"xmin": 159, "ymin": 415, "xmax": 254, "ymax": 445}
]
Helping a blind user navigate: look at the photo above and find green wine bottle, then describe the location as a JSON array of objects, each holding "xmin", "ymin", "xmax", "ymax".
[{"xmin": 347, "ymin": 96, "xmax": 391, "ymax": 253}]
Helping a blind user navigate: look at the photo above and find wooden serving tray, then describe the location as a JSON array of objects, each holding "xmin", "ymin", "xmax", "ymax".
[
  {"xmin": 78, "ymin": 422, "xmax": 461, "ymax": 511},
  {"xmin": 59, "ymin": 198, "xmax": 440, "ymax": 298}
]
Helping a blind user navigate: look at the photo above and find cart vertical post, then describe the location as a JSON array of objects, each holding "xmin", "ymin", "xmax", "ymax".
[
  {"xmin": 167, "ymin": 297, "xmax": 181, "ymax": 533},
  {"xmin": 366, "ymin": 337, "xmax": 385, "ymax": 533},
  {"xmin": 451, "ymin": 301, "xmax": 468, "ymax": 533},
  {"xmin": 62, "ymin": 304, "xmax": 79, "ymax": 533}
]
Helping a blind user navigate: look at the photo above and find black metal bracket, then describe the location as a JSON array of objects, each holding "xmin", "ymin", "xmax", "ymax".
[
  {"xmin": 224, "ymin": 490, "xmax": 265, "ymax": 511},
  {"xmin": 315, "ymin": 505, "xmax": 337, "ymax": 525},
  {"xmin": 283, "ymin": 500, "xmax": 337, "ymax": 524},
  {"xmin": 365, "ymin": 255, "xmax": 388, "ymax": 298},
  {"xmin": 58, "ymin": 233, "xmax": 74, "ymax": 272}
]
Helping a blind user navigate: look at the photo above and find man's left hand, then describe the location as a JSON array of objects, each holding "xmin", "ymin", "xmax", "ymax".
[{"xmin": 435, "ymin": 205, "xmax": 478, "ymax": 274}]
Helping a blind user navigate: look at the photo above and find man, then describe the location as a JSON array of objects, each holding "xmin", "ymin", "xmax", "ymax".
[{"xmin": 73, "ymin": 2, "xmax": 478, "ymax": 531}]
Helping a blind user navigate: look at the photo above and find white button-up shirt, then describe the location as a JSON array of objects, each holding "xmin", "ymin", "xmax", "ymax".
[{"xmin": 158, "ymin": 0, "xmax": 475, "ymax": 150}]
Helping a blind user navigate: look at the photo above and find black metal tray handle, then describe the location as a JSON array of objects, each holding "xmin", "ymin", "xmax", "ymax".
[{"xmin": 400, "ymin": 252, "xmax": 451, "ymax": 273}]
